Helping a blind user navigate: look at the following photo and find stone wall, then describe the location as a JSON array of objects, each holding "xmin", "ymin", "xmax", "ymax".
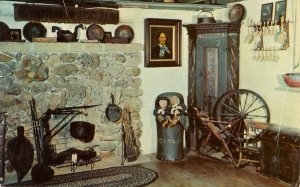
[{"xmin": 0, "ymin": 43, "xmax": 143, "ymax": 170}]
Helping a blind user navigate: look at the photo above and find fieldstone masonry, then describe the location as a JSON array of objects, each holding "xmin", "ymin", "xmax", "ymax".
[{"xmin": 0, "ymin": 43, "xmax": 143, "ymax": 175}]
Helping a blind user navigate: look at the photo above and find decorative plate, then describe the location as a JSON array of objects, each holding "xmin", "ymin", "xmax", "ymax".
[
  {"xmin": 228, "ymin": 4, "xmax": 246, "ymax": 23},
  {"xmin": 115, "ymin": 25, "xmax": 134, "ymax": 43},
  {"xmin": 23, "ymin": 22, "xmax": 47, "ymax": 42},
  {"xmin": 0, "ymin": 21, "xmax": 10, "ymax": 41},
  {"xmin": 86, "ymin": 24, "xmax": 105, "ymax": 41}
]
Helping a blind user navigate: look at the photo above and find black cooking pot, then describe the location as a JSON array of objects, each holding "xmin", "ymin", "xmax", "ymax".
[
  {"xmin": 70, "ymin": 121, "xmax": 95, "ymax": 143},
  {"xmin": 106, "ymin": 94, "xmax": 122, "ymax": 122}
]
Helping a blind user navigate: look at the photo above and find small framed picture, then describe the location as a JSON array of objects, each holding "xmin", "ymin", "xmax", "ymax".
[
  {"xmin": 10, "ymin": 29, "xmax": 22, "ymax": 41},
  {"xmin": 275, "ymin": 0, "xmax": 286, "ymax": 22},
  {"xmin": 144, "ymin": 18, "xmax": 181, "ymax": 67},
  {"xmin": 104, "ymin": 32, "xmax": 112, "ymax": 39},
  {"xmin": 261, "ymin": 3, "xmax": 273, "ymax": 22},
  {"xmin": 102, "ymin": 32, "xmax": 112, "ymax": 43}
]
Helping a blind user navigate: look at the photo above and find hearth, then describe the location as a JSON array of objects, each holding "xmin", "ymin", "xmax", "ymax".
[{"xmin": 0, "ymin": 42, "xmax": 143, "ymax": 183}]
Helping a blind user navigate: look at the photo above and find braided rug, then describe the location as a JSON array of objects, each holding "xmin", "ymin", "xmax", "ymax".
[{"xmin": 13, "ymin": 166, "xmax": 158, "ymax": 187}]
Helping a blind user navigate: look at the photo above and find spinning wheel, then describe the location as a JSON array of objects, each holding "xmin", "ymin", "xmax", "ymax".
[{"xmin": 213, "ymin": 89, "xmax": 270, "ymax": 167}]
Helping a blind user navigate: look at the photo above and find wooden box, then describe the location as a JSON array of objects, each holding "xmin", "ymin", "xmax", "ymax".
[{"xmin": 261, "ymin": 126, "xmax": 300, "ymax": 185}]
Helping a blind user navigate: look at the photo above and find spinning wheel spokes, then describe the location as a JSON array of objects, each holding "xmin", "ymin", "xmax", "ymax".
[
  {"xmin": 215, "ymin": 89, "xmax": 270, "ymax": 123},
  {"xmin": 214, "ymin": 89, "xmax": 270, "ymax": 167}
]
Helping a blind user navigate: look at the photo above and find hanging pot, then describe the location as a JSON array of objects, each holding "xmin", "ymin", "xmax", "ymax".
[
  {"xmin": 106, "ymin": 94, "xmax": 122, "ymax": 122},
  {"xmin": 70, "ymin": 121, "xmax": 95, "ymax": 143},
  {"xmin": 6, "ymin": 126, "xmax": 34, "ymax": 182},
  {"xmin": 198, "ymin": 11, "xmax": 216, "ymax": 24}
]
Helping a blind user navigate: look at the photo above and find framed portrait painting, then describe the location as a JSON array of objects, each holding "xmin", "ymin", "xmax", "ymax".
[
  {"xmin": 144, "ymin": 18, "xmax": 181, "ymax": 67},
  {"xmin": 275, "ymin": 0, "xmax": 286, "ymax": 22},
  {"xmin": 261, "ymin": 3, "xmax": 273, "ymax": 22}
]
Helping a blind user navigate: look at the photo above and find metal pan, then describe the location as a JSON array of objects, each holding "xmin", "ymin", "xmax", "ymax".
[{"xmin": 106, "ymin": 94, "xmax": 122, "ymax": 122}]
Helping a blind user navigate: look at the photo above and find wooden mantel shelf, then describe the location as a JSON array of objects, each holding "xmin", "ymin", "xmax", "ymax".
[{"xmin": 0, "ymin": 42, "xmax": 143, "ymax": 53}]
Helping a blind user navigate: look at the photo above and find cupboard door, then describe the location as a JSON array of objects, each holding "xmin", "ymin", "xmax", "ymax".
[{"xmin": 195, "ymin": 34, "xmax": 227, "ymax": 116}]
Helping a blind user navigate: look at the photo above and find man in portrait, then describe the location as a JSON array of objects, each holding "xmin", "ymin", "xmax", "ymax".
[{"xmin": 151, "ymin": 32, "xmax": 172, "ymax": 59}]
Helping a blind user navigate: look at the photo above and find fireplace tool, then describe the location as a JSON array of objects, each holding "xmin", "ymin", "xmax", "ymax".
[
  {"xmin": 40, "ymin": 104, "xmax": 99, "ymax": 166},
  {"xmin": 30, "ymin": 99, "xmax": 100, "ymax": 182},
  {"xmin": 30, "ymin": 99, "xmax": 54, "ymax": 183}
]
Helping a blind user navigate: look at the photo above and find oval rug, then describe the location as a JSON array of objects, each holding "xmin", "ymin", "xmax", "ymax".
[{"xmin": 12, "ymin": 166, "xmax": 158, "ymax": 187}]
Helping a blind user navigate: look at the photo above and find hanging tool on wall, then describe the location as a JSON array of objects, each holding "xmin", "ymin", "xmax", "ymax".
[{"xmin": 30, "ymin": 98, "xmax": 54, "ymax": 183}]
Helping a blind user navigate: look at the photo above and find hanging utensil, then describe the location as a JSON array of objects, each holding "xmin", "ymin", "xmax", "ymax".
[
  {"xmin": 270, "ymin": 21, "xmax": 275, "ymax": 36},
  {"xmin": 248, "ymin": 20, "xmax": 254, "ymax": 44},
  {"xmin": 244, "ymin": 19, "xmax": 250, "ymax": 43},
  {"xmin": 277, "ymin": 17, "xmax": 288, "ymax": 47},
  {"xmin": 106, "ymin": 94, "xmax": 122, "ymax": 122}
]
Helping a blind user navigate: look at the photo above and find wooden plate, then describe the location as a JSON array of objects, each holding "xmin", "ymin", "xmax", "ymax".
[
  {"xmin": 115, "ymin": 25, "xmax": 134, "ymax": 43},
  {"xmin": 0, "ymin": 21, "xmax": 10, "ymax": 41},
  {"xmin": 228, "ymin": 4, "xmax": 246, "ymax": 23},
  {"xmin": 86, "ymin": 24, "xmax": 105, "ymax": 41},
  {"xmin": 23, "ymin": 22, "xmax": 47, "ymax": 42}
]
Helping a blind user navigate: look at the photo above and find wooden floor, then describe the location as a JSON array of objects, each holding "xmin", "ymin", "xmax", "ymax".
[
  {"xmin": 131, "ymin": 151, "xmax": 290, "ymax": 187},
  {"xmin": 5, "ymin": 151, "xmax": 291, "ymax": 187}
]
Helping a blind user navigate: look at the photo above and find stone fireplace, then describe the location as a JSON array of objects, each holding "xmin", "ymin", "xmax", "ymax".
[{"xmin": 0, "ymin": 42, "xmax": 143, "ymax": 177}]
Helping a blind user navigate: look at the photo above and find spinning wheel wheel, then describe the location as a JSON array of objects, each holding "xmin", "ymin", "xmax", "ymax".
[
  {"xmin": 214, "ymin": 89, "xmax": 270, "ymax": 167},
  {"xmin": 215, "ymin": 89, "xmax": 270, "ymax": 123}
]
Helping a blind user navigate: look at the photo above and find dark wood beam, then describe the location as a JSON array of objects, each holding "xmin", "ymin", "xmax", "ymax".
[{"xmin": 14, "ymin": 4, "xmax": 119, "ymax": 24}]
